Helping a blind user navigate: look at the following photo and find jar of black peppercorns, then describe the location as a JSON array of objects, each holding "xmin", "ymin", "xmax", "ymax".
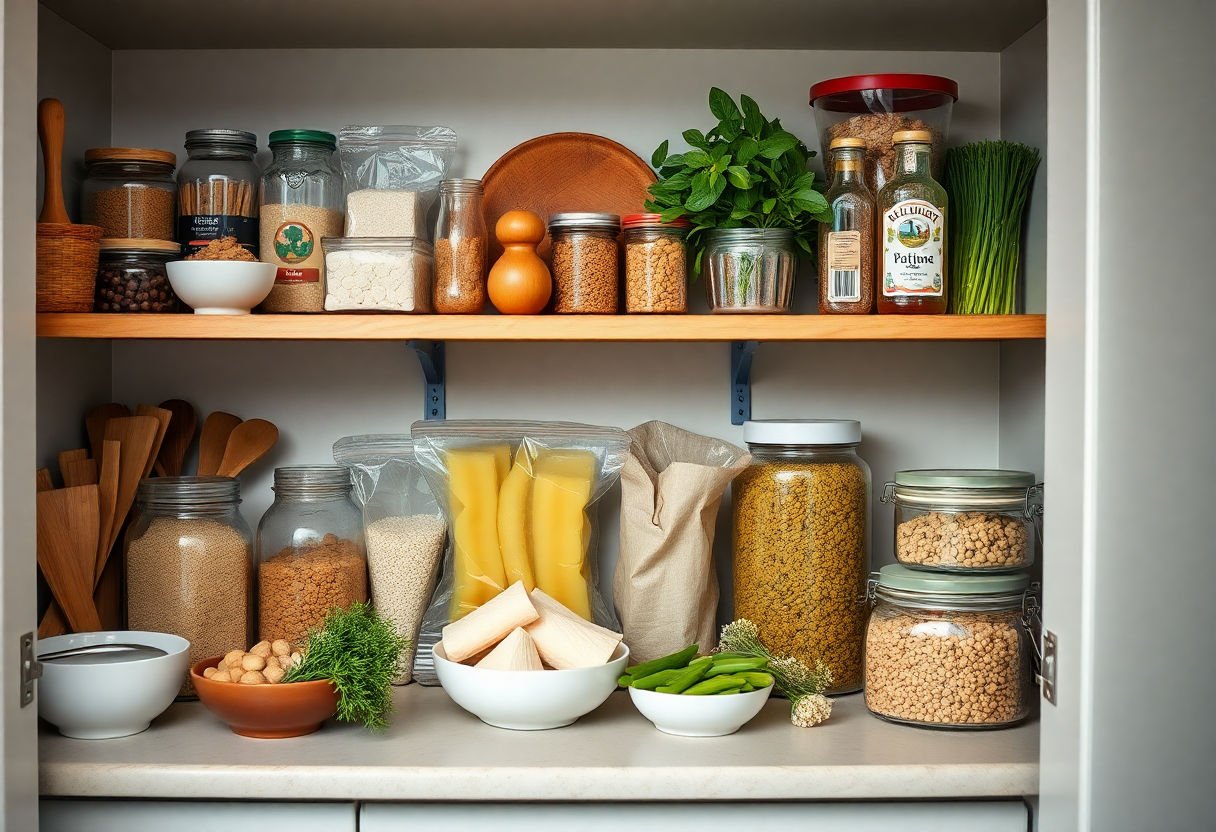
[{"xmin": 94, "ymin": 239, "xmax": 182, "ymax": 313}]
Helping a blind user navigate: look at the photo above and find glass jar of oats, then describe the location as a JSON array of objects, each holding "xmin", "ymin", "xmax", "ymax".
[
  {"xmin": 865, "ymin": 565, "xmax": 1035, "ymax": 729},
  {"xmin": 732, "ymin": 419, "xmax": 870, "ymax": 694}
]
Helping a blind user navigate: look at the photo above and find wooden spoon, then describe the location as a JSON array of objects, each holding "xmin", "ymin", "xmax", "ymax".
[
  {"xmin": 197, "ymin": 411, "xmax": 241, "ymax": 476},
  {"xmin": 37, "ymin": 98, "xmax": 70, "ymax": 225},
  {"xmin": 101, "ymin": 416, "xmax": 159, "ymax": 557},
  {"xmin": 155, "ymin": 399, "xmax": 196, "ymax": 477},
  {"xmin": 216, "ymin": 419, "xmax": 279, "ymax": 478},
  {"xmin": 63, "ymin": 458, "xmax": 98, "ymax": 487},
  {"xmin": 134, "ymin": 405, "xmax": 171, "ymax": 478},
  {"xmin": 85, "ymin": 403, "xmax": 130, "ymax": 461},
  {"xmin": 37, "ymin": 485, "xmax": 101, "ymax": 632}
]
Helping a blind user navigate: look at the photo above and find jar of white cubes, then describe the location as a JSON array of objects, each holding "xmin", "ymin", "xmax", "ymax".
[{"xmin": 322, "ymin": 237, "xmax": 433, "ymax": 312}]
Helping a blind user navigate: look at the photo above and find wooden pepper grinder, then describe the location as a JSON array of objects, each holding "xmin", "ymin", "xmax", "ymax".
[{"xmin": 487, "ymin": 210, "xmax": 552, "ymax": 315}]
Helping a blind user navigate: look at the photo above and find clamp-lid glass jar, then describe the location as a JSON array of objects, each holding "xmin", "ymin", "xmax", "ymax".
[
  {"xmin": 732, "ymin": 419, "xmax": 871, "ymax": 694},
  {"xmin": 548, "ymin": 212, "xmax": 620, "ymax": 313},
  {"xmin": 865, "ymin": 565, "xmax": 1034, "ymax": 729},
  {"xmin": 123, "ymin": 477, "xmax": 253, "ymax": 696},
  {"xmin": 81, "ymin": 148, "xmax": 177, "ymax": 240},
  {"xmin": 882, "ymin": 469, "xmax": 1041, "ymax": 572},
  {"xmin": 256, "ymin": 466, "xmax": 368, "ymax": 644},
  {"xmin": 177, "ymin": 129, "xmax": 260, "ymax": 258},
  {"xmin": 94, "ymin": 238, "xmax": 181, "ymax": 313},
  {"xmin": 621, "ymin": 213, "xmax": 688, "ymax": 313}
]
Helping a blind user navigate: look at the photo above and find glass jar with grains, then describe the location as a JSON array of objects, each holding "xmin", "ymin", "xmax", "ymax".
[
  {"xmin": 93, "ymin": 239, "xmax": 181, "ymax": 313},
  {"xmin": 733, "ymin": 419, "xmax": 870, "ymax": 694},
  {"xmin": 818, "ymin": 137, "xmax": 874, "ymax": 314},
  {"xmin": 81, "ymin": 148, "xmax": 177, "ymax": 241},
  {"xmin": 177, "ymin": 129, "xmax": 260, "ymax": 258},
  {"xmin": 433, "ymin": 179, "xmax": 488, "ymax": 313},
  {"xmin": 256, "ymin": 466, "xmax": 368, "ymax": 645},
  {"xmin": 124, "ymin": 477, "xmax": 253, "ymax": 696},
  {"xmin": 865, "ymin": 565, "xmax": 1035, "ymax": 729},
  {"xmin": 882, "ymin": 469, "xmax": 1041, "ymax": 572},
  {"xmin": 548, "ymin": 212, "xmax": 621, "ymax": 313},
  {"xmin": 621, "ymin": 213, "xmax": 689, "ymax": 313},
  {"xmin": 258, "ymin": 130, "xmax": 344, "ymax": 313}
]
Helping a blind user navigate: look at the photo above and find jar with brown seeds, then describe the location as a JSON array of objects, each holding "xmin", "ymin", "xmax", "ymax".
[
  {"xmin": 81, "ymin": 148, "xmax": 178, "ymax": 241},
  {"xmin": 93, "ymin": 239, "xmax": 181, "ymax": 313},
  {"xmin": 732, "ymin": 420, "xmax": 870, "ymax": 694},
  {"xmin": 433, "ymin": 179, "xmax": 488, "ymax": 313},
  {"xmin": 621, "ymin": 213, "xmax": 688, "ymax": 313},
  {"xmin": 548, "ymin": 212, "xmax": 620, "ymax": 313}
]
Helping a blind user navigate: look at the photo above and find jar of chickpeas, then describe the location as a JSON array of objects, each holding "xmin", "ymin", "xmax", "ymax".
[{"xmin": 732, "ymin": 420, "xmax": 870, "ymax": 694}]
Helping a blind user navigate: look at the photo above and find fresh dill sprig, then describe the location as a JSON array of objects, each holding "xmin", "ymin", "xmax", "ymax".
[{"xmin": 718, "ymin": 618, "xmax": 834, "ymax": 727}]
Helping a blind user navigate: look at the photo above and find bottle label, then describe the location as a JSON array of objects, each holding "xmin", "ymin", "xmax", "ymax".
[
  {"xmin": 179, "ymin": 215, "xmax": 257, "ymax": 257},
  {"xmin": 826, "ymin": 230, "xmax": 862, "ymax": 302},
  {"xmin": 882, "ymin": 199, "xmax": 944, "ymax": 297},
  {"xmin": 274, "ymin": 267, "xmax": 320, "ymax": 285}
]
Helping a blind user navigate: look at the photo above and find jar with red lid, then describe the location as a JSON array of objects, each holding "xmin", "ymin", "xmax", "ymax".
[
  {"xmin": 622, "ymin": 213, "xmax": 688, "ymax": 313},
  {"xmin": 809, "ymin": 74, "xmax": 957, "ymax": 193}
]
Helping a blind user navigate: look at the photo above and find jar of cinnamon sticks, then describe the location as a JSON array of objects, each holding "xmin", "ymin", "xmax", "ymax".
[{"xmin": 176, "ymin": 129, "xmax": 260, "ymax": 258}]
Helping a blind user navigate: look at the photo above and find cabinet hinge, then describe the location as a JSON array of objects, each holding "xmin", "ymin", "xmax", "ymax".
[
  {"xmin": 1038, "ymin": 629, "xmax": 1057, "ymax": 705},
  {"xmin": 21, "ymin": 632, "xmax": 42, "ymax": 707}
]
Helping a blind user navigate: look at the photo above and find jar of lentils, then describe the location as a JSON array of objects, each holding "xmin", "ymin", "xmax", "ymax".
[
  {"xmin": 621, "ymin": 213, "xmax": 689, "ymax": 313},
  {"xmin": 93, "ymin": 239, "xmax": 181, "ymax": 313},
  {"xmin": 548, "ymin": 212, "xmax": 620, "ymax": 313},
  {"xmin": 732, "ymin": 419, "xmax": 870, "ymax": 694},
  {"xmin": 865, "ymin": 565, "xmax": 1035, "ymax": 729},
  {"xmin": 81, "ymin": 148, "xmax": 177, "ymax": 241},
  {"xmin": 882, "ymin": 469, "xmax": 1041, "ymax": 572}
]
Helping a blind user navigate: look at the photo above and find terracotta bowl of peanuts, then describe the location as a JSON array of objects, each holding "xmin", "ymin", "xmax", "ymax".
[{"xmin": 191, "ymin": 639, "xmax": 338, "ymax": 738}]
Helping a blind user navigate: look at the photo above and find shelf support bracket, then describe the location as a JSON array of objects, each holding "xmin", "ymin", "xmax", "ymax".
[
  {"xmin": 409, "ymin": 340, "xmax": 446, "ymax": 421},
  {"xmin": 730, "ymin": 340, "xmax": 759, "ymax": 426}
]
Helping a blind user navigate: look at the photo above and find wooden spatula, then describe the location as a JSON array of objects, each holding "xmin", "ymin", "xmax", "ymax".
[
  {"xmin": 95, "ymin": 439, "xmax": 120, "ymax": 581},
  {"xmin": 57, "ymin": 448, "xmax": 87, "ymax": 482},
  {"xmin": 37, "ymin": 485, "xmax": 101, "ymax": 632},
  {"xmin": 85, "ymin": 403, "xmax": 130, "ymax": 461},
  {"xmin": 134, "ymin": 405, "xmax": 171, "ymax": 478},
  {"xmin": 197, "ymin": 411, "xmax": 241, "ymax": 476},
  {"xmin": 216, "ymin": 418, "xmax": 279, "ymax": 478},
  {"xmin": 101, "ymin": 416, "xmax": 159, "ymax": 557},
  {"xmin": 36, "ymin": 468, "xmax": 54, "ymax": 492},
  {"xmin": 155, "ymin": 399, "xmax": 196, "ymax": 477},
  {"xmin": 63, "ymin": 458, "xmax": 98, "ymax": 487}
]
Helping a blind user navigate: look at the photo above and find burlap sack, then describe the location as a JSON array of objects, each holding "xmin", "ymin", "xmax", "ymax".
[{"xmin": 614, "ymin": 421, "xmax": 751, "ymax": 663}]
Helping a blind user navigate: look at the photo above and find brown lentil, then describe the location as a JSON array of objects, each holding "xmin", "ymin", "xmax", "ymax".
[
  {"xmin": 826, "ymin": 113, "xmax": 943, "ymax": 193},
  {"xmin": 732, "ymin": 460, "xmax": 868, "ymax": 693},
  {"xmin": 433, "ymin": 237, "xmax": 487, "ymax": 313},
  {"xmin": 551, "ymin": 236, "xmax": 619, "ymax": 313},
  {"xmin": 258, "ymin": 534, "xmax": 368, "ymax": 644},
  {"xmin": 865, "ymin": 608, "xmax": 1029, "ymax": 726},
  {"xmin": 625, "ymin": 234, "xmax": 686, "ymax": 313},
  {"xmin": 86, "ymin": 186, "xmax": 176, "ymax": 241},
  {"xmin": 897, "ymin": 511, "xmax": 1029, "ymax": 569}
]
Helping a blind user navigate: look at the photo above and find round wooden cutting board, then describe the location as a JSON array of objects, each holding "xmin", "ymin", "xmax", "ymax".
[{"xmin": 481, "ymin": 132, "xmax": 657, "ymax": 263}]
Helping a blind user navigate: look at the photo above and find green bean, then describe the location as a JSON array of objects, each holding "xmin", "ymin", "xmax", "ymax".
[
  {"xmin": 617, "ymin": 675, "xmax": 633, "ymax": 687},
  {"xmin": 705, "ymin": 657, "xmax": 769, "ymax": 677},
  {"xmin": 739, "ymin": 683, "xmax": 755, "ymax": 693},
  {"xmin": 740, "ymin": 671, "xmax": 774, "ymax": 689},
  {"xmin": 629, "ymin": 668, "xmax": 684, "ymax": 690},
  {"xmin": 684, "ymin": 675, "xmax": 748, "ymax": 695},
  {"xmin": 710, "ymin": 651, "xmax": 752, "ymax": 663},
  {"xmin": 655, "ymin": 656, "xmax": 712, "ymax": 694},
  {"xmin": 625, "ymin": 645, "xmax": 698, "ymax": 679}
]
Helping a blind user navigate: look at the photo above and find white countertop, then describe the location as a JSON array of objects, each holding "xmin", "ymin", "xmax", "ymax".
[{"xmin": 40, "ymin": 686, "xmax": 1038, "ymax": 802}]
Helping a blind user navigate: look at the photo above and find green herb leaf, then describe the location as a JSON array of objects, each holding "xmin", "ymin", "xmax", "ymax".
[
  {"xmin": 682, "ymin": 129, "xmax": 709, "ymax": 150},
  {"xmin": 651, "ymin": 140, "xmax": 669, "ymax": 169},
  {"xmin": 682, "ymin": 149, "xmax": 714, "ymax": 170},
  {"xmin": 735, "ymin": 137, "xmax": 760, "ymax": 165},
  {"xmin": 725, "ymin": 166, "xmax": 751, "ymax": 189},
  {"xmin": 758, "ymin": 132, "xmax": 799, "ymax": 159},
  {"xmin": 761, "ymin": 197, "xmax": 776, "ymax": 214},
  {"xmin": 740, "ymin": 94, "xmax": 764, "ymax": 137},
  {"xmin": 790, "ymin": 188, "xmax": 828, "ymax": 212},
  {"xmin": 660, "ymin": 152, "xmax": 686, "ymax": 169},
  {"xmin": 717, "ymin": 119, "xmax": 742, "ymax": 142},
  {"xmin": 709, "ymin": 87, "xmax": 741, "ymax": 122},
  {"xmin": 659, "ymin": 207, "xmax": 687, "ymax": 223}
]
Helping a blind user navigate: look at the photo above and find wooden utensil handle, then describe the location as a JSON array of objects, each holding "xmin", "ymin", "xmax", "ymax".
[{"xmin": 38, "ymin": 98, "xmax": 70, "ymax": 225}]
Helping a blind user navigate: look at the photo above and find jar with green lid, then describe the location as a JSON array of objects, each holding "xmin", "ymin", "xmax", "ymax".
[
  {"xmin": 882, "ymin": 469, "xmax": 1042, "ymax": 572},
  {"xmin": 865, "ymin": 565, "xmax": 1035, "ymax": 729},
  {"xmin": 732, "ymin": 419, "xmax": 870, "ymax": 694},
  {"xmin": 177, "ymin": 128, "xmax": 260, "ymax": 258},
  {"xmin": 258, "ymin": 130, "xmax": 344, "ymax": 312}
]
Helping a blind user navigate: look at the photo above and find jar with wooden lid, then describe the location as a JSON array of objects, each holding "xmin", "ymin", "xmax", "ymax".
[
  {"xmin": 81, "ymin": 148, "xmax": 177, "ymax": 241},
  {"xmin": 93, "ymin": 238, "xmax": 181, "ymax": 313},
  {"xmin": 819, "ymin": 137, "xmax": 875, "ymax": 314},
  {"xmin": 177, "ymin": 129, "xmax": 260, "ymax": 258},
  {"xmin": 621, "ymin": 213, "xmax": 688, "ymax": 313},
  {"xmin": 433, "ymin": 179, "xmax": 488, "ymax": 313},
  {"xmin": 548, "ymin": 212, "xmax": 620, "ymax": 313}
]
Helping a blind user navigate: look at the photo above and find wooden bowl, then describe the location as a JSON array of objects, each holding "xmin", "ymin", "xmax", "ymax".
[{"xmin": 191, "ymin": 657, "xmax": 339, "ymax": 739}]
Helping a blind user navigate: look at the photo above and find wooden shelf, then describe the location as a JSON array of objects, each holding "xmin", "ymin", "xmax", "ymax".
[{"xmin": 36, "ymin": 313, "xmax": 1045, "ymax": 342}]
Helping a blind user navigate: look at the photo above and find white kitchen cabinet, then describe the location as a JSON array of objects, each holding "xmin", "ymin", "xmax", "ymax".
[{"xmin": 40, "ymin": 800, "xmax": 357, "ymax": 831}]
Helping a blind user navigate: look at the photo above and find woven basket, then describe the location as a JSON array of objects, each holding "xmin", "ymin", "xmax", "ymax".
[{"xmin": 36, "ymin": 223, "xmax": 103, "ymax": 312}]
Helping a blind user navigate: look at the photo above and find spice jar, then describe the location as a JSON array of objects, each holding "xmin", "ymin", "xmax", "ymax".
[
  {"xmin": 124, "ymin": 477, "xmax": 253, "ymax": 697},
  {"xmin": 433, "ymin": 179, "xmax": 488, "ymax": 313},
  {"xmin": 621, "ymin": 213, "xmax": 688, "ymax": 313},
  {"xmin": 177, "ymin": 129, "xmax": 260, "ymax": 258},
  {"xmin": 93, "ymin": 239, "xmax": 181, "ymax": 313},
  {"xmin": 258, "ymin": 130, "xmax": 344, "ymax": 313},
  {"xmin": 81, "ymin": 148, "xmax": 177, "ymax": 241},
  {"xmin": 548, "ymin": 212, "xmax": 620, "ymax": 313},
  {"xmin": 882, "ymin": 469, "xmax": 1041, "ymax": 572},
  {"xmin": 256, "ymin": 466, "xmax": 368, "ymax": 644},
  {"xmin": 732, "ymin": 420, "xmax": 870, "ymax": 694},
  {"xmin": 865, "ymin": 565, "xmax": 1035, "ymax": 729},
  {"xmin": 819, "ymin": 137, "xmax": 875, "ymax": 314}
]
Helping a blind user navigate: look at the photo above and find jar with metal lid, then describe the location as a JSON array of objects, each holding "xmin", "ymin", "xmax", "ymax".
[
  {"xmin": 258, "ymin": 129, "xmax": 344, "ymax": 313},
  {"xmin": 865, "ymin": 565, "xmax": 1035, "ymax": 729},
  {"xmin": 621, "ymin": 213, "xmax": 688, "ymax": 313},
  {"xmin": 548, "ymin": 212, "xmax": 620, "ymax": 313},
  {"xmin": 177, "ymin": 129, "xmax": 260, "ymax": 258},
  {"xmin": 882, "ymin": 469, "xmax": 1041, "ymax": 572},
  {"xmin": 732, "ymin": 419, "xmax": 871, "ymax": 694},
  {"xmin": 256, "ymin": 466, "xmax": 368, "ymax": 644},
  {"xmin": 123, "ymin": 477, "xmax": 253, "ymax": 696},
  {"xmin": 93, "ymin": 238, "xmax": 181, "ymax": 313},
  {"xmin": 81, "ymin": 148, "xmax": 177, "ymax": 240},
  {"xmin": 433, "ymin": 179, "xmax": 488, "ymax": 313}
]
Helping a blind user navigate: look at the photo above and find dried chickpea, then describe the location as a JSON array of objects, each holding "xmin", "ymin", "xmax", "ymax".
[
  {"xmin": 202, "ymin": 666, "xmax": 217, "ymax": 679},
  {"xmin": 211, "ymin": 670, "xmax": 233, "ymax": 683},
  {"xmin": 263, "ymin": 663, "xmax": 286, "ymax": 684},
  {"xmin": 241, "ymin": 653, "xmax": 266, "ymax": 672},
  {"xmin": 271, "ymin": 639, "xmax": 292, "ymax": 657},
  {"xmin": 223, "ymin": 649, "xmax": 245, "ymax": 669},
  {"xmin": 250, "ymin": 640, "xmax": 273, "ymax": 658},
  {"xmin": 239, "ymin": 670, "xmax": 266, "ymax": 685}
]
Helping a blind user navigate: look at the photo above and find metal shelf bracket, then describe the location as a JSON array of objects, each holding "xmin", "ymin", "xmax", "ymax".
[
  {"xmin": 409, "ymin": 340, "xmax": 446, "ymax": 420},
  {"xmin": 730, "ymin": 340, "xmax": 759, "ymax": 425}
]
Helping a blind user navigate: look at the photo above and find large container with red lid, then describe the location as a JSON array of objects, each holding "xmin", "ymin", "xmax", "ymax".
[
  {"xmin": 809, "ymin": 74, "xmax": 957, "ymax": 193},
  {"xmin": 621, "ymin": 213, "xmax": 689, "ymax": 313}
]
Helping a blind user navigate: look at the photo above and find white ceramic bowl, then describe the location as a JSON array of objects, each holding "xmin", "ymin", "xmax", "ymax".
[
  {"xmin": 37, "ymin": 631, "xmax": 190, "ymax": 739},
  {"xmin": 166, "ymin": 260, "xmax": 276, "ymax": 315},
  {"xmin": 433, "ymin": 642, "xmax": 629, "ymax": 730},
  {"xmin": 629, "ymin": 683, "xmax": 774, "ymax": 737}
]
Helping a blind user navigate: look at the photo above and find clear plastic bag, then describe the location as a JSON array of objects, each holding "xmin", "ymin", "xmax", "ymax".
[
  {"xmin": 333, "ymin": 434, "xmax": 446, "ymax": 684},
  {"xmin": 338, "ymin": 125, "xmax": 457, "ymax": 239},
  {"xmin": 411, "ymin": 420, "xmax": 629, "ymax": 685}
]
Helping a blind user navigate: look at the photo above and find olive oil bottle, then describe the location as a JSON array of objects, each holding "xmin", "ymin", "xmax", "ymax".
[{"xmin": 877, "ymin": 130, "xmax": 947, "ymax": 314}]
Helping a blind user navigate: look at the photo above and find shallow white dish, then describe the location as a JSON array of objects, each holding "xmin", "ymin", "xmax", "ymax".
[
  {"xmin": 629, "ymin": 683, "xmax": 774, "ymax": 737},
  {"xmin": 166, "ymin": 260, "xmax": 276, "ymax": 315},
  {"xmin": 432, "ymin": 642, "xmax": 629, "ymax": 731},
  {"xmin": 37, "ymin": 630, "xmax": 189, "ymax": 739}
]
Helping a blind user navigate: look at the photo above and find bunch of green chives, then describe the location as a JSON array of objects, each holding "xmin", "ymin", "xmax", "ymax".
[{"xmin": 945, "ymin": 141, "xmax": 1041, "ymax": 314}]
